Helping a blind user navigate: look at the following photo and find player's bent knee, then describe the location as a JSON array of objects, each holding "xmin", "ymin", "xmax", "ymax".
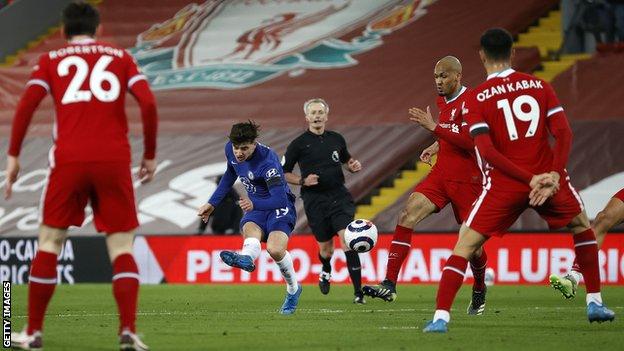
[
  {"xmin": 400, "ymin": 193, "xmax": 434, "ymax": 227},
  {"xmin": 266, "ymin": 245, "xmax": 286, "ymax": 261}
]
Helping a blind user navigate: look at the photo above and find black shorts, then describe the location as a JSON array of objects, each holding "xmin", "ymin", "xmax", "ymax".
[{"xmin": 302, "ymin": 188, "xmax": 355, "ymax": 243}]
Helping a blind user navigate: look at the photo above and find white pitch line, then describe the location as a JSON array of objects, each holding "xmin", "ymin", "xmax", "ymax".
[{"xmin": 11, "ymin": 306, "xmax": 624, "ymax": 319}]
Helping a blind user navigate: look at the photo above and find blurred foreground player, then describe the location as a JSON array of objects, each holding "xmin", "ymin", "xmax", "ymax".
[
  {"xmin": 423, "ymin": 28, "xmax": 614, "ymax": 333},
  {"xmin": 197, "ymin": 121, "xmax": 302, "ymax": 314},
  {"xmin": 363, "ymin": 56, "xmax": 489, "ymax": 315},
  {"xmin": 550, "ymin": 188, "xmax": 624, "ymax": 298},
  {"xmin": 6, "ymin": 2, "xmax": 157, "ymax": 350}
]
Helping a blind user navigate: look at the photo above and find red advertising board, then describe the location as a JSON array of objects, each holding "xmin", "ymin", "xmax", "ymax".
[{"xmin": 141, "ymin": 233, "xmax": 624, "ymax": 285}]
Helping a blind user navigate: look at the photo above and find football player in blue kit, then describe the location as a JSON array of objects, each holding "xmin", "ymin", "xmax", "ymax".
[{"xmin": 197, "ymin": 121, "xmax": 302, "ymax": 314}]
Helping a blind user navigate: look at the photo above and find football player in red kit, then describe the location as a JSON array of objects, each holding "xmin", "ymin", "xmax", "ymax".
[
  {"xmin": 5, "ymin": 3, "xmax": 157, "ymax": 350},
  {"xmin": 551, "ymin": 187, "xmax": 624, "ymax": 298},
  {"xmin": 363, "ymin": 56, "xmax": 489, "ymax": 315},
  {"xmin": 423, "ymin": 28, "xmax": 614, "ymax": 333}
]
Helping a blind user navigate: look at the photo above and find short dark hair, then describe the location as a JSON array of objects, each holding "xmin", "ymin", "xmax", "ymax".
[
  {"xmin": 480, "ymin": 28, "xmax": 513, "ymax": 61},
  {"xmin": 229, "ymin": 120, "xmax": 260, "ymax": 145},
  {"xmin": 62, "ymin": 1, "xmax": 100, "ymax": 38}
]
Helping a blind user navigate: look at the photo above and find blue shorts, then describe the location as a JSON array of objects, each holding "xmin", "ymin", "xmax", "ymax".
[{"xmin": 240, "ymin": 199, "xmax": 297, "ymax": 241}]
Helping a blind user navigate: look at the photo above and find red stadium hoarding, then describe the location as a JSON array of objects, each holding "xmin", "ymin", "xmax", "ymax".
[{"xmin": 137, "ymin": 233, "xmax": 624, "ymax": 285}]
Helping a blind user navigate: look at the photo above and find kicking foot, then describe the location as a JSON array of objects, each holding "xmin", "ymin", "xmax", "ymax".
[
  {"xmin": 467, "ymin": 286, "xmax": 486, "ymax": 315},
  {"xmin": 549, "ymin": 274, "xmax": 577, "ymax": 299},
  {"xmin": 220, "ymin": 251, "xmax": 256, "ymax": 272},
  {"xmin": 362, "ymin": 279, "xmax": 396, "ymax": 302}
]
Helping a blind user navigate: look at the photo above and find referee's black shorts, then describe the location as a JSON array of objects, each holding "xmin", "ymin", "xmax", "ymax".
[{"xmin": 302, "ymin": 188, "xmax": 355, "ymax": 243}]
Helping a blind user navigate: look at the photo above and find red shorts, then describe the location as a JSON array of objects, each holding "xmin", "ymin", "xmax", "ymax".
[
  {"xmin": 614, "ymin": 188, "xmax": 624, "ymax": 202},
  {"xmin": 413, "ymin": 171, "xmax": 482, "ymax": 223},
  {"xmin": 465, "ymin": 180, "xmax": 583, "ymax": 237},
  {"xmin": 42, "ymin": 162, "xmax": 139, "ymax": 233}
]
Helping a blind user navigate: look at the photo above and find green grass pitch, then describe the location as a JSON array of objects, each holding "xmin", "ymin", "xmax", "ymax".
[{"xmin": 9, "ymin": 284, "xmax": 623, "ymax": 350}]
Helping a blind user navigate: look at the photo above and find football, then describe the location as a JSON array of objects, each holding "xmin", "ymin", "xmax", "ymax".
[{"xmin": 344, "ymin": 219, "xmax": 378, "ymax": 252}]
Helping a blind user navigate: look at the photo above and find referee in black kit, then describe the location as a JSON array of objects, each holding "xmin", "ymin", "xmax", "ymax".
[{"xmin": 283, "ymin": 98, "xmax": 365, "ymax": 304}]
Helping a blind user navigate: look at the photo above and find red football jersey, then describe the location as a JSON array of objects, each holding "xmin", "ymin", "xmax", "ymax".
[
  {"xmin": 464, "ymin": 68, "xmax": 564, "ymax": 191},
  {"xmin": 433, "ymin": 87, "xmax": 480, "ymax": 183},
  {"xmin": 25, "ymin": 38, "xmax": 146, "ymax": 165}
]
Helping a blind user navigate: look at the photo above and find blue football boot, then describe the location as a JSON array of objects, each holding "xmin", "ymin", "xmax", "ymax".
[
  {"xmin": 587, "ymin": 302, "xmax": 615, "ymax": 323},
  {"xmin": 220, "ymin": 251, "xmax": 256, "ymax": 272},
  {"xmin": 422, "ymin": 319, "xmax": 448, "ymax": 333},
  {"xmin": 280, "ymin": 284, "xmax": 303, "ymax": 315}
]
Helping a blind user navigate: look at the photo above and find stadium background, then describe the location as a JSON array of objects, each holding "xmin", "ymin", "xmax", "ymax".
[{"xmin": 1, "ymin": 0, "xmax": 623, "ymax": 287}]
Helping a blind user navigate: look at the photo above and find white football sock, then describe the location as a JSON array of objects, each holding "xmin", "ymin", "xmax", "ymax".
[
  {"xmin": 241, "ymin": 237, "xmax": 261, "ymax": 261},
  {"xmin": 276, "ymin": 251, "xmax": 299, "ymax": 294},
  {"xmin": 586, "ymin": 292, "xmax": 603, "ymax": 306},
  {"xmin": 433, "ymin": 309, "xmax": 450, "ymax": 323},
  {"xmin": 568, "ymin": 270, "xmax": 582, "ymax": 284}
]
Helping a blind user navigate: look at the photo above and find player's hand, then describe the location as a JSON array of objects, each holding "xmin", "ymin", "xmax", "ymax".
[
  {"xmin": 4, "ymin": 156, "xmax": 20, "ymax": 200},
  {"xmin": 137, "ymin": 158, "xmax": 157, "ymax": 184},
  {"xmin": 420, "ymin": 141, "xmax": 439, "ymax": 166},
  {"xmin": 238, "ymin": 198, "xmax": 254, "ymax": 212},
  {"xmin": 303, "ymin": 174, "xmax": 319, "ymax": 186},
  {"xmin": 197, "ymin": 203, "xmax": 215, "ymax": 223},
  {"xmin": 528, "ymin": 173, "xmax": 557, "ymax": 206},
  {"xmin": 347, "ymin": 158, "xmax": 362, "ymax": 173},
  {"xmin": 408, "ymin": 106, "xmax": 437, "ymax": 131}
]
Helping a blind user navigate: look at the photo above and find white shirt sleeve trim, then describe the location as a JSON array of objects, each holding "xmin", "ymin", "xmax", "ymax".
[
  {"xmin": 547, "ymin": 106, "xmax": 564, "ymax": 117},
  {"xmin": 26, "ymin": 79, "xmax": 50, "ymax": 93},
  {"xmin": 469, "ymin": 122, "xmax": 489, "ymax": 132},
  {"xmin": 128, "ymin": 74, "xmax": 147, "ymax": 89}
]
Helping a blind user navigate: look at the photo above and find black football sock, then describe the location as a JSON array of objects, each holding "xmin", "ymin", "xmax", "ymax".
[
  {"xmin": 319, "ymin": 254, "xmax": 332, "ymax": 273},
  {"xmin": 345, "ymin": 250, "xmax": 362, "ymax": 294}
]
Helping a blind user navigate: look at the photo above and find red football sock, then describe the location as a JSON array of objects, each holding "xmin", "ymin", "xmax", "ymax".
[
  {"xmin": 470, "ymin": 250, "xmax": 487, "ymax": 292},
  {"xmin": 573, "ymin": 229, "xmax": 600, "ymax": 293},
  {"xmin": 112, "ymin": 254, "xmax": 140, "ymax": 334},
  {"xmin": 27, "ymin": 251, "xmax": 58, "ymax": 334},
  {"xmin": 385, "ymin": 225, "xmax": 413, "ymax": 284},
  {"xmin": 436, "ymin": 255, "xmax": 468, "ymax": 311}
]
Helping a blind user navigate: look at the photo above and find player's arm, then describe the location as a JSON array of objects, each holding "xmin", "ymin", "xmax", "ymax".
[
  {"xmin": 5, "ymin": 57, "xmax": 50, "ymax": 199},
  {"xmin": 409, "ymin": 106, "xmax": 473, "ymax": 150},
  {"xmin": 469, "ymin": 123, "xmax": 534, "ymax": 184},
  {"xmin": 126, "ymin": 53, "xmax": 158, "ymax": 182},
  {"xmin": 283, "ymin": 138, "xmax": 320, "ymax": 186},
  {"xmin": 207, "ymin": 162, "xmax": 237, "ymax": 208},
  {"xmin": 338, "ymin": 133, "xmax": 361, "ymax": 173},
  {"xmin": 252, "ymin": 165, "xmax": 289, "ymax": 210},
  {"xmin": 283, "ymin": 139, "xmax": 303, "ymax": 185},
  {"xmin": 544, "ymin": 83, "xmax": 572, "ymax": 183},
  {"xmin": 433, "ymin": 122, "xmax": 473, "ymax": 150}
]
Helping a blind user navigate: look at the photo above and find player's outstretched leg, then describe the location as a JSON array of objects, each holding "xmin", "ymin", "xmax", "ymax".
[
  {"xmin": 467, "ymin": 249, "xmax": 488, "ymax": 315},
  {"xmin": 362, "ymin": 224, "xmax": 411, "ymax": 302}
]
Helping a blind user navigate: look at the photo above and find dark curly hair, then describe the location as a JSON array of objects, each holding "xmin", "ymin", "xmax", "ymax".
[{"xmin": 229, "ymin": 120, "xmax": 260, "ymax": 145}]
